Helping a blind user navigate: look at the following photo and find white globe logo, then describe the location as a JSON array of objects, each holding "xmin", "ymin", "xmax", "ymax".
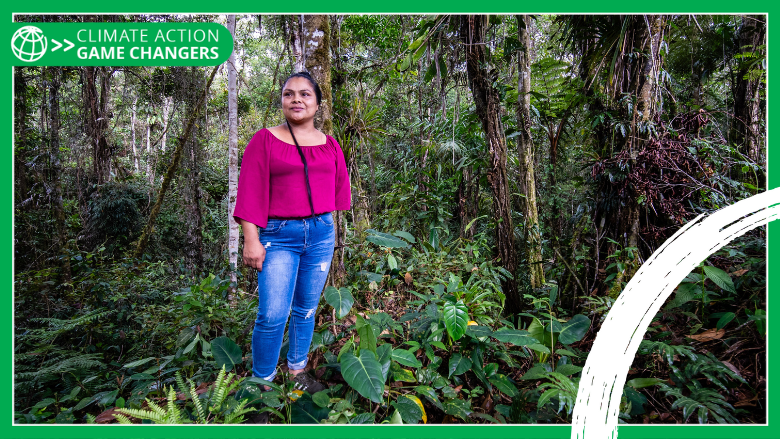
[{"xmin": 12, "ymin": 26, "xmax": 48, "ymax": 62}]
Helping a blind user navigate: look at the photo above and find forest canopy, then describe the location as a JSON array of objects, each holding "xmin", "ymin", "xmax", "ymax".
[{"xmin": 13, "ymin": 14, "xmax": 766, "ymax": 425}]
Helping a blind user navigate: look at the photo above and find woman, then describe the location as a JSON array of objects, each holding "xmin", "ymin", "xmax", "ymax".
[{"xmin": 233, "ymin": 72, "xmax": 350, "ymax": 392}]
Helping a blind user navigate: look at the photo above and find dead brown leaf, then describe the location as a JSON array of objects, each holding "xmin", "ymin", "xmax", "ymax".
[
  {"xmin": 404, "ymin": 272, "xmax": 413, "ymax": 285},
  {"xmin": 732, "ymin": 269, "xmax": 749, "ymax": 277},
  {"xmin": 95, "ymin": 407, "xmax": 125, "ymax": 424},
  {"xmin": 687, "ymin": 328, "xmax": 725, "ymax": 342}
]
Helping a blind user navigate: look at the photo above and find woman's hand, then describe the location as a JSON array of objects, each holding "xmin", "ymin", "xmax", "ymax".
[
  {"xmin": 239, "ymin": 219, "xmax": 266, "ymax": 271},
  {"xmin": 243, "ymin": 239, "xmax": 267, "ymax": 272}
]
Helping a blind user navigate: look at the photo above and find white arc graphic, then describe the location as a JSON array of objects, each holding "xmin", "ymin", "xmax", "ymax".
[
  {"xmin": 51, "ymin": 39, "xmax": 62, "ymax": 51},
  {"xmin": 62, "ymin": 39, "xmax": 75, "ymax": 52},
  {"xmin": 572, "ymin": 188, "xmax": 780, "ymax": 439}
]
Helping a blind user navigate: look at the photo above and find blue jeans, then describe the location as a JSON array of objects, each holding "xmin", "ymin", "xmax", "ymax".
[{"xmin": 252, "ymin": 213, "xmax": 335, "ymax": 381}]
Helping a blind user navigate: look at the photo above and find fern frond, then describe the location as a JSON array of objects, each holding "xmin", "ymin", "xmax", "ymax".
[
  {"xmin": 145, "ymin": 398, "xmax": 167, "ymax": 418},
  {"xmin": 166, "ymin": 387, "xmax": 181, "ymax": 424},
  {"xmin": 24, "ymin": 309, "xmax": 114, "ymax": 344},
  {"xmin": 190, "ymin": 381, "xmax": 207, "ymax": 423},
  {"xmin": 210, "ymin": 367, "xmax": 228, "ymax": 409},
  {"xmin": 639, "ymin": 340, "xmax": 697, "ymax": 365},
  {"xmin": 117, "ymin": 406, "xmax": 169, "ymax": 424},
  {"xmin": 112, "ymin": 412, "xmax": 134, "ymax": 424},
  {"xmin": 223, "ymin": 401, "xmax": 255, "ymax": 424},
  {"xmin": 537, "ymin": 372, "xmax": 579, "ymax": 415}
]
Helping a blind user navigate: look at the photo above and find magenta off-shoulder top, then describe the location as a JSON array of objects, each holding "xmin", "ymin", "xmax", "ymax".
[{"xmin": 233, "ymin": 128, "xmax": 351, "ymax": 228}]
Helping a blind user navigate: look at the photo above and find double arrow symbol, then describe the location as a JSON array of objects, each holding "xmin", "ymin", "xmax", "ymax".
[{"xmin": 51, "ymin": 39, "xmax": 75, "ymax": 52}]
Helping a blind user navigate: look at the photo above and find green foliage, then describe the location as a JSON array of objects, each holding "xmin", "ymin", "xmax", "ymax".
[
  {"xmin": 659, "ymin": 386, "xmax": 738, "ymax": 424},
  {"xmin": 323, "ymin": 286, "xmax": 355, "ymax": 319},
  {"xmin": 115, "ymin": 367, "xmax": 254, "ymax": 424},
  {"xmin": 537, "ymin": 372, "xmax": 579, "ymax": 416},
  {"xmin": 82, "ymin": 181, "xmax": 149, "ymax": 249}
]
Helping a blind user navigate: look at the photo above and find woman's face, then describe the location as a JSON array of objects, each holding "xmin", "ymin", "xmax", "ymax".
[{"xmin": 282, "ymin": 77, "xmax": 319, "ymax": 124}]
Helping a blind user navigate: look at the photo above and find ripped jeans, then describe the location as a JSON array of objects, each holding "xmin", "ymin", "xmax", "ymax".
[{"xmin": 251, "ymin": 213, "xmax": 335, "ymax": 381}]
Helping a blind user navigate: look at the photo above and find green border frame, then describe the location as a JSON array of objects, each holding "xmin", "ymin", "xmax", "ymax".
[{"xmin": 3, "ymin": 1, "xmax": 774, "ymax": 438}]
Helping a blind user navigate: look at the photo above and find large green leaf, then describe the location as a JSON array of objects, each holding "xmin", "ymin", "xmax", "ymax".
[
  {"xmin": 392, "ymin": 348, "xmax": 422, "ymax": 368},
  {"xmin": 290, "ymin": 393, "xmax": 330, "ymax": 424},
  {"xmin": 392, "ymin": 395, "xmax": 423, "ymax": 424},
  {"xmin": 554, "ymin": 364, "xmax": 583, "ymax": 376},
  {"xmin": 415, "ymin": 385, "xmax": 443, "ymax": 410},
  {"xmin": 491, "ymin": 329, "xmax": 539, "ymax": 346},
  {"xmin": 716, "ymin": 312, "xmax": 736, "ymax": 330},
  {"xmin": 465, "ymin": 325, "xmax": 493, "ymax": 338},
  {"xmin": 626, "ymin": 378, "xmax": 664, "ymax": 389},
  {"xmin": 665, "ymin": 282, "xmax": 698, "ymax": 310},
  {"xmin": 356, "ymin": 315, "xmax": 377, "ymax": 354},
  {"xmin": 489, "ymin": 374, "xmax": 518, "ymax": 397},
  {"xmin": 365, "ymin": 230, "xmax": 408, "ymax": 248},
  {"xmin": 211, "ymin": 336, "xmax": 242, "ymax": 371},
  {"xmin": 339, "ymin": 350, "xmax": 385, "ymax": 403},
  {"xmin": 324, "ymin": 286, "xmax": 354, "ymax": 319},
  {"xmin": 557, "ymin": 314, "xmax": 591, "ymax": 345},
  {"xmin": 703, "ymin": 265, "xmax": 736, "ymax": 294},
  {"xmin": 393, "ymin": 230, "xmax": 416, "ymax": 244},
  {"xmin": 391, "ymin": 363, "xmax": 417, "ymax": 382},
  {"xmin": 350, "ymin": 412, "xmax": 376, "ymax": 424},
  {"xmin": 448, "ymin": 353, "xmax": 472, "ymax": 377},
  {"xmin": 520, "ymin": 364, "xmax": 549, "ymax": 380},
  {"xmin": 387, "ymin": 253, "xmax": 398, "ymax": 270},
  {"xmin": 443, "ymin": 399, "xmax": 472, "ymax": 421},
  {"xmin": 527, "ymin": 319, "xmax": 556, "ymax": 356},
  {"xmin": 123, "ymin": 356, "xmax": 156, "ymax": 369},
  {"xmin": 442, "ymin": 300, "xmax": 468, "ymax": 341},
  {"xmin": 376, "ymin": 343, "xmax": 393, "ymax": 383}
]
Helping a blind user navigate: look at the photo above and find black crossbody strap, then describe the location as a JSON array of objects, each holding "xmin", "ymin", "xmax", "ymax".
[{"xmin": 286, "ymin": 121, "xmax": 316, "ymax": 218}]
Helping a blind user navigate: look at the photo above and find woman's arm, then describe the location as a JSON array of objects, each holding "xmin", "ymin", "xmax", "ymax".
[{"xmin": 240, "ymin": 219, "xmax": 266, "ymax": 272}]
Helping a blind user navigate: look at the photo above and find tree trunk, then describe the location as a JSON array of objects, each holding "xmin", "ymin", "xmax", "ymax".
[
  {"xmin": 161, "ymin": 96, "xmax": 172, "ymax": 152},
  {"xmin": 515, "ymin": 15, "xmax": 545, "ymax": 289},
  {"xmin": 227, "ymin": 15, "xmax": 240, "ymax": 288},
  {"xmin": 83, "ymin": 67, "xmax": 112, "ymax": 185},
  {"xmin": 732, "ymin": 15, "xmax": 766, "ymax": 179},
  {"xmin": 298, "ymin": 14, "xmax": 346, "ymax": 288},
  {"xmin": 183, "ymin": 68, "xmax": 206, "ymax": 271},
  {"xmin": 133, "ymin": 65, "xmax": 219, "ymax": 259},
  {"xmin": 625, "ymin": 15, "xmax": 665, "ymax": 252},
  {"xmin": 47, "ymin": 67, "xmax": 71, "ymax": 282},
  {"xmin": 461, "ymin": 15, "xmax": 521, "ymax": 315},
  {"xmin": 14, "ymin": 67, "xmax": 29, "ymax": 210},
  {"xmin": 131, "ymin": 95, "xmax": 139, "ymax": 172},
  {"xmin": 302, "ymin": 14, "xmax": 333, "ymax": 135}
]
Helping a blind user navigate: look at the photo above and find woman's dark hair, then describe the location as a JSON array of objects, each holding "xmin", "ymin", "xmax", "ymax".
[{"xmin": 282, "ymin": 71, "xmax": 322, "ymax": 105}]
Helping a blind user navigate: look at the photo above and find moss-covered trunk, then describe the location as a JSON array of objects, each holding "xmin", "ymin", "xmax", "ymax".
[
  {"xmin": 461, "ymin": 15, "xmax": 521, "ymax": 315},
  {"xmin": 515, "ymin": 15, "xmax": 545, "ymax": 289}
]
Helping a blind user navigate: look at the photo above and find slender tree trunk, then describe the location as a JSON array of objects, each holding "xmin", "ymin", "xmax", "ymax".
[
  {"xmin": 146, "ymin": 118, "xmax": 152, "ymax": 182},
  {"xmin": 131, "ymin": 96, "xmax": 139, "ymax": 172},
  {"xmin": 47, "ymin": 67, "xmax": 71, "ymax": 282},
  {"xmin": 625, "ymin": 15, "xmax": 665, "ymax": 252},
  {"xmin": 161, "ymin": 96, "xmax": 172, "ymax": 152},
  {"xmin": 461, "ymin": 15, "xmax": 521, "ymax": 315},
  {"xmin": 227, "ymin": 15, "xmax": 240, "ymax": 288},
  {"xmin": 14, "ymin": 67, "xmax": 30, "ymax": 210},
  {"xmin": 515, "ymin": 15, "xmax": 545, "ymax": 289},
  {"xmin": 133, "ymin": 65, "xmax": 219, "ymax": 259}
]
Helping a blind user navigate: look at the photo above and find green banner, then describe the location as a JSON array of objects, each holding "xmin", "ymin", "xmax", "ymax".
[{"xmin": 9, "ymin": 22, "xmax": 233, "ymax": 66}]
